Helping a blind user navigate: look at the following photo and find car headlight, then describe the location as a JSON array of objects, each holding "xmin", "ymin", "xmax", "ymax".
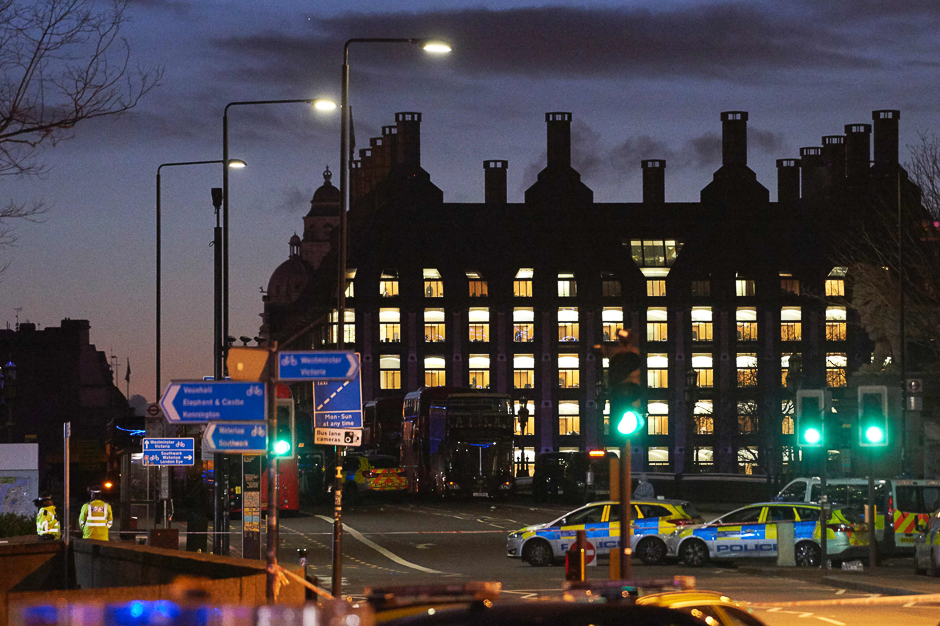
[{"xmin": 508, "ymin": 532, "xmax": 522, "ymax": 539}]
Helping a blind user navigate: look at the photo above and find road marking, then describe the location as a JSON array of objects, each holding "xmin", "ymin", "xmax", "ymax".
[
  {"xmin": 416, "ymin": 543, "xmax": 434, "ymax": 549},
  {"xmin": 835, "ymin": 589, "xmax": 846, "ymax": 595},
  {"xmin": 814, "ymin": 618, "xmax": 845, "ymax": 625},
  {"xmin": 316, "ymin": 515, "xmax": 445, "ymax": 574},
  {"xmin": 798, "ymin": 613, "xmax": 814, "ymax": 618}
]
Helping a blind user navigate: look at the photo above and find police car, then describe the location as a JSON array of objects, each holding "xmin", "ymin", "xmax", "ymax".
[
  {"xmin": 330, "ymin": 453, "xmax": 408, "ymax": 503},
  {"xmin": 665, "ymin": 502, "xmax": 868, "ymax": 567},
  {"xmin": 506, "ymin": 499, "xmax": 702, "ymax": 566}
]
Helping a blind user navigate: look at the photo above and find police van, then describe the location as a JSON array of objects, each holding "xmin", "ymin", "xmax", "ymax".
[
  {"xmin": 666, "ymin": 502, "xmax": 868, "ymax": 567},
  {"xmin": 775, "ymin": 477, "xmax": 940, "ymax": 555},
  {"xmin": 506, "ymin": 498, "xmax": 701, "ymax": 567}
]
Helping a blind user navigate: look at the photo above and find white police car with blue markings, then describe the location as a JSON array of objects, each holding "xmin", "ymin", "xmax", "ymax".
[
  {"xmin": 665, "ymin": 502, "xmax": 869, "ymax": 568},
  {"xmin": 506, "ymin": 498, "xmax": 702, "ymax": 567}
]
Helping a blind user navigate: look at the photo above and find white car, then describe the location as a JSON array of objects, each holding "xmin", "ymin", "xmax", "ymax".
[{"xmin": 914, "ymin": 508, "xmax": 940, "ymax": 576}]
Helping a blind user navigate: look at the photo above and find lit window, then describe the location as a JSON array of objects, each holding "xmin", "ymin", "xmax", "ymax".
[
  {"xmin": 694, "ymin": 400, "xmax": 713, "ymax": 434},
  {"xmin": 514, "ymin": 268, "xmax": 533, "ymax": 297},
  {"xmin": 826, "ymin": 306, "xmax": 846, "ymax": 341},
  {"xmin": 558, "ymin": 273, "xmax": 577, "ymax": 297},
  {"xmin": 692, "ymin": 280, "xmax": 710, "ymax": 297},
  {"xmin": 781, "ymin": 353, "xmax": 801, "ymax": 387},
  {"xmin": 514, "ymin": 355, "xmax": 534, "ymax": 389},
  {"xmin": 467, "ymin": 271, "xmax": 488, "ymax": 297},
  {"xmin": 736, "ymin": 353, "xmax": 758, "ymax": 387},
  {"xmin": 558, "ymin": 354, "xmax": 580, "ymax": 388},
  {"xmin": 826, "ymin": 353, "xmax": 847, "ymax": 387},
  {"xmin": 648, "ymin": 446, "xmax": 669, "ymax": 468},
  {"xmin": 736, "ymin": 307, "xmax": 757, "ymax": 342},
  {"xmin": 647, "ymin": 280, "xmax": 666, "ymax": 297},
  {"xmin": 694, "ymin": 446, "xmax": 713, "ymax": 469},
  {"xmin": 602, "ymin": 272, "xmax": 621, "ymax": 297},
  {"xmin": 736, "ymin": 279, "xmax": 755, "ymax": 297},
  {"xmin": 647, "ymin": 353, "xmax": 668, "ymax": 388},
  {"xmin": 826, "ymin": 279, "xmax": 845, "ymax": 297},
  {"xmin": 781, "ymin": 307, "xmax": 801, "ymax": 341},
  {"xmin": 379, "ymin": 308, "xmax": 400, "ymax": 342},
  {"xmin": 603, "ymin": 400, "xmax": 610, "ymax": 435},
  {"xmin": 423, "ymin": 268, "xmax": 443, "ymax": 297},
  {"xmin": 647, "ymin": 307, "xmax": 667, "ymax": 342},
  {"xmin": 559, "ymin": 400, "xmax": 580, "ymax": 436},
  {"xmin": 738, "ymin": 447, "xmax": 759, "ymax": 475},
  {"xmin": 514, "ymin": 400, "xmax": 535, "ymax": 436},
  {"xmin": 782, "ymin": 400, "xmax": 794, "ymax": 435},
  {"xmin": 469, "ymin": 307, "xmax": 489, "ymax": 342},
  {"xmin": 693, "ymin": 353, "xmax": 713, "ymax": 388},
  {"xmin": 424, "ymin": 308, "xmax": 445, "ymax": 342},
  {"xmin": 329, "ymin": 309, "xmax": 355, "ymax": 344},
  {"xmin": 603, "ymin": 307, "xmax": 624, "ymax": 342},
  {"xmin": 469, "ymin": 354, "xmax": 490, "ymax": 389},
  {"xmin": 692, "ymin": 307, "xmax": 713, "ymax": 342},
  {"xmin": 345, "ymin": 269, "xmax": 356, "ymax": 298},
  {"xmin": 558, "ymin": 307, "xmax": 579, "ymax": 342},
  {"xmin": 424, "ymin": 356, "xmax": 446, "ymax": 387},
  {"xmin": 513, "ymin": 307, "xmax": 534, "ymax": 342},
  {"xmin": 380, "ymin": 270, "xmax": 399, "ymax": 297},
  {"xmin": 780, "ymin": 275, "xmax": 800, "ymax": 295},
  {"xmin": 648, "ymin": 400, "xmax": 668, "ymax": 436},
  {"xmin": 379, "ymin": 355, "xmax": 400, "ymax": 390},
  {"xmin": 630, "ymin": 239, "xmax": 680, "ymax": 267}
]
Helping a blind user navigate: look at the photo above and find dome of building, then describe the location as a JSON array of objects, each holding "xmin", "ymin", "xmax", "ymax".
[
  {"xmin": 308, "ymin": 166, "xmax": 340, "ymax": 216},
  {"xmin": 266, "ymin": 235, "xmax": 313, "ymax": 303}
]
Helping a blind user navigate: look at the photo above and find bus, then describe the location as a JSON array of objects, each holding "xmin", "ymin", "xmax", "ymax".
[
  {"xmin": 363, "ymin": 397, "xmax": 404, "ymax": 457},
  {"xmin": 401, "ymin": 387, "xmax": 515, "ymax": 498}
]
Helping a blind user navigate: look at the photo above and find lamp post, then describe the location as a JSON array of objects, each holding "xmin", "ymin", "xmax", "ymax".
[
  {"xmin": 1, "ymin": 360, "xmax": 15, "ymax": 442},
  {"xmin": 155, "ymin": 159, "xmax": 245, "ymax": 399},
  {"xmin": 220, "ymin": 98, "xmax": 336, "ymax": 380},
  {"xmin": 333, "ymin": 38, "xmax": 450, "ymax": 598}
]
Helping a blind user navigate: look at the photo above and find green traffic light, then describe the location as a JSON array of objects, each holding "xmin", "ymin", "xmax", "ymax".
[
  {"xmin": 617, "ymin": 410, "xmax": 642, "ymax": 436},
  {"xmin": 864, "ymin": 426, "xmax": 885, "ymax": 444},
  {"xmin": 803, "ymin": 427, "xmax": 822, "ymax": 445},
  {"xmin": 273, "ymin": 439, "xmax": 291, "ymax": 456}
]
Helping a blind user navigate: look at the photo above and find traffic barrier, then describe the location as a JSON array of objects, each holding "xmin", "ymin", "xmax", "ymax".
[{"xmin": 775, "ymin": 522, "xmax": 795, "ymax": 567}]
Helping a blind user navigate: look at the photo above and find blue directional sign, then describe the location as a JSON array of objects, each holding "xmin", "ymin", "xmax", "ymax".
[
  {"xmin": 203, "ymin": 422, "xmax": 267, "ymax": 453},
  {"xmin": 278, "ymin": 351, "xmax": 359, "ymax": 382},
  {"xmin": 142, "ymin": 438, "xmax": 195, "ymax": 466},
  {"xmin": 313, "ymin": 371, "xmax": 363, "ymax": 429},
  {"xmin": 160, "ymin": 381, "xmax": 265, "ymax": 423}
]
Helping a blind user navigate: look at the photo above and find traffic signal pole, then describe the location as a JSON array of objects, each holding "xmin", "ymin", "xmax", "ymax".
[
  {"xmin": 265, "ymin": 345, "xmax": 279, "ymax": 603},
  {"xmin": 619, "ymin": 444, "xmax": 632, "ymax": 580}
]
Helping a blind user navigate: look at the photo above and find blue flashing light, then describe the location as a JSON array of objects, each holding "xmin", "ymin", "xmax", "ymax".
[{"xmin": 129, "ymin": 602, "xmax": 145, "ymax": 619}]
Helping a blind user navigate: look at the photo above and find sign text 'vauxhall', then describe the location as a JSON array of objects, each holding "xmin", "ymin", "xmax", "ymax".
[{"xmin": 160, "ymin": 381, "xmax": 266, "ymax": 423}]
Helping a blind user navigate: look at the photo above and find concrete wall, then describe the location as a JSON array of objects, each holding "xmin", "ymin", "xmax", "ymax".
[{"xmin": 0, "ymin": 541, "xmax": 65, "ymax": 626}]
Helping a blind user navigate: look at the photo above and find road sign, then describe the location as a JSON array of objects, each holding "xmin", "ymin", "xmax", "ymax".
[
  {"xmin": 278, "ymin": 351, "xmax": 359, "ymax": 381},
  {"xmin": 313, "ymin": 372, "xmax": 363, "ymax": 430},
  {"xmin": 203, "ymin": 422, "xmax": 267, "ymax": 453},
  {"xmin": 142, "ymin": 438, "xmax": 195, "ymax": 466},
  {"xmin": 315, "ymin": 428, "xmax": 362, "ymax": 447},
  {"xmin": 146, "ymin": 403, "xmax": 162, "ymax": 418},
  {"xmin": 160, "ymin": 381, "xmax": 265, "ymax": 423}
]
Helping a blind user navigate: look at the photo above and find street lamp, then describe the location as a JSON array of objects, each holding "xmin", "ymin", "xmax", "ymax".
[
  {"xmin": 221, "ymin": 97, "xmax": 336, "ymax": 380},
  {"xmin": 155, "ymin": 159, "xmax": 246, "ymax": 400},
  {"xmin": 331, "ymin": 38, "xmax": 451, "ymax": 599}
]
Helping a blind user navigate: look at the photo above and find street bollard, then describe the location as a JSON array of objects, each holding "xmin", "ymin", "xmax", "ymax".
[
  {"xmin": 565, "ymin": 530, "xmax": 587, "ymax": 582},
  {"xmin": 776, "ymin": 521, "xmax": 796, "ymax": 567}
]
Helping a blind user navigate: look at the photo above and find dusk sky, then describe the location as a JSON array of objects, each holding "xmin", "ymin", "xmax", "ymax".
[{"xmin": 2, "ymin": 0, "xmax": 938, "ymax": 403}]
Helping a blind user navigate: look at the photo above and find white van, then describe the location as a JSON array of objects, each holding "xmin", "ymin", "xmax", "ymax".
[{"xmin": 775, "ymin": 477, "xmax": 940, "ymax": 555}]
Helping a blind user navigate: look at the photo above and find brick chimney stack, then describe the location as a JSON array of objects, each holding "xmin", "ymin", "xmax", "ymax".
[
  {"xmin": 872, "ymin": 110, "xmax": 900, "ymax": 166},
  {"xmin": 844, "ymin": 123, "xmax": 872, "ymax": 180},
  {"xmin": 800, "ymin": 147, "xmax": 824, "ymax": 200},
  {"xmin": 484, "ymin": 160, "xmax": 508, "ymax": 205},
  {"xmin": 641, "ymin": 160, "xmax": 666, "ymax": 204},
  {"xmin": 395, "ymin": 112, "xmax": 422, "ymax": 168},
  {"xmin": 546, "ymin": 112, "xmax": 572, "ymax": 168},
  {"xmin": 821, "ymin": 135, "xmax": 846, "ymax": 194},
  {"xmin": 776, "ymin": 158, "xmax": 801, "ymax": 204},
  {"xmin": 382, "ymin": 125, "xmax": 399, "ymax": 168},
  {"xmin": 721, "ymin": 111, "xmax": 748, "ymax": 166}
]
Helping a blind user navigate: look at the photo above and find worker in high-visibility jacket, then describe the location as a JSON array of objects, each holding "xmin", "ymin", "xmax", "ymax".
[
  {"xmin": 33, "ymin": 495, "xmax": 61, "ymax": 540},
  {"xmin": 79, "ymin": 489, "xmax": 112, "ymax": 541}
]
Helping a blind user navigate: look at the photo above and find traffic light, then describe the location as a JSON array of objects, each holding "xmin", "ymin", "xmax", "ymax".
[
  {"xmin": 795, "ymin": 389, "xmax": 825, "ymax": 448},
  {"xmin": 858, "ymin": 385, "xmax": 888, "ymax": 447},
  {"xmin": 271, "ymin": 402, "xmax": 295, "ymax": 458},
  {"xmin": 606, "ymin": 330, "xmax": 645, "ymax": 439}
]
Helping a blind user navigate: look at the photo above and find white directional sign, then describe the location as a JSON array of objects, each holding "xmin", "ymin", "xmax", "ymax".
[{"xmin": 315, "ymin": 428, "xmax": 362, "ymax": 447}]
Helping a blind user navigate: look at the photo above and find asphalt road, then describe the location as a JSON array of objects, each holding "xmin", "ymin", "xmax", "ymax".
[{"xmin": 262, "ymin": 499, "xmax": 939, "ymax": 626}]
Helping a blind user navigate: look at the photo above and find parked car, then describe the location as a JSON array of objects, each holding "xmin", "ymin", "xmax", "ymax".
[
  {"xmin": 329, "ymin": 453, "xmax": 408, "ymax": 503},
  {"xmin": 532, "ymin": 452, "xmax": 572, "ymax": 501}
]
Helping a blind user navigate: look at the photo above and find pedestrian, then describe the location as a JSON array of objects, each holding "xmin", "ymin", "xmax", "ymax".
[
  {"xmin": 79, "ymin": 488, "xmax": 113, "ymax": 541},
  {"xmin": 633, "ymin": 474, "xmax": 655, "ymax": 500},
  {"xmin": 33, "ymin": 495, "xmax": 61, "ymax": 540}
]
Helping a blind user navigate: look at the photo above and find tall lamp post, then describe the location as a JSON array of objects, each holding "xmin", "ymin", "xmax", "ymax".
[{"xmin": 333, "ymin": 38, "xmax": 451, "ymax": 598}]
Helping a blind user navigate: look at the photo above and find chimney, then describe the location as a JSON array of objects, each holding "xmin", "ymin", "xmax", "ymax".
[
  {"xmin": 546, "ymin": 112, "xmax": 572, "ymax": 168},
  {"xmin": 484, "ymin": 160, "xmax": 508, "ymax": 205},
  {"xmin": 382, "ymin": 125, "xmax": 399, "ymax": 168},
  {"xmin": 720, "ymin": 111, "xmax": 748, "ymax": 166},
  {"xmin": 821, "ymin": 135, "xmax": 845, "ymax": 193},
  {"xmin": 844, "ymin": 123, "xmax": 872, "ymax": 180},
  {"xmin": 395, "ymin": 111, "xmax": 421, "ymax": 168},
  {"xmin": 799, "ymin": 147, "xmax": 824, "ymax": 200},
  {"xmin": 349, "ymin": 158, "xmax": 362, "ymax": 202},
  {"xmin": 641, "ymin": 159, "xmax": 666, "ymax": 203},
  {"xmin": 872, "ymin": 109, "xmax": 900, "ymax": 166},
  {"xmin": 370, "ymin": 136, "xmax": 389, "ymax": 181},
  {"xmin": 776, "ymin": 158, "xmax": 801, "ymax": 204},
  {"xmin": 359, "ymin": 147, "xmax": 373, "ymax": 195}
]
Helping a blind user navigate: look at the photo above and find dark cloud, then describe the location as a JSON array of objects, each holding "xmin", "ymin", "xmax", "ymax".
[
  {"xmin": 275, "ymin": 185, "xmax": 312, "ymax": 214},
  {"xmin": 685, "ymin": 133, "xmax": 723, "ymax": 168},
  {"xmin": 750, "ymin": 128, "xmax": 787, "ymax": 154}
]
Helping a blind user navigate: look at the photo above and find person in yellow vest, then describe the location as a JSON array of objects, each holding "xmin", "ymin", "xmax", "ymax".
[
  {"xmin": 79, "ymin": 489, "xmax": 112, "ymax": 541},
  {"xmin": 33, "ymin": 495, "xmax": 61, "ymax": 540}
]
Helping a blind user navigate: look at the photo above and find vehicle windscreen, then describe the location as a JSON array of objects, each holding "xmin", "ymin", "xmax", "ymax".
[
  {"xmin": 448, "ymin": 441, "xmax": 511, "ymax": 476},
  {"xmin": 368, "ymin": 456, "xmax": 399, "ymax": 469},
  {"xmin": 679, "ymin": 502, "xmax": 701, "ymax": 519},
  {"xmin": 811, "ymin": 483, "xmax": 886, "ymax": 508},
  {"xmin": 776, "ymin": 481, "xmax": 807, "ymax": 502},
  {"xmin": 896, "ymin": 485, "xmax": 940, "ymax": 514}
]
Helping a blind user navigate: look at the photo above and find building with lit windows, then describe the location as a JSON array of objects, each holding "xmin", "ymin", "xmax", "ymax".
[{"xmin": 263, "ymin": 108, "xmax": 928, "ymax": 477}]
